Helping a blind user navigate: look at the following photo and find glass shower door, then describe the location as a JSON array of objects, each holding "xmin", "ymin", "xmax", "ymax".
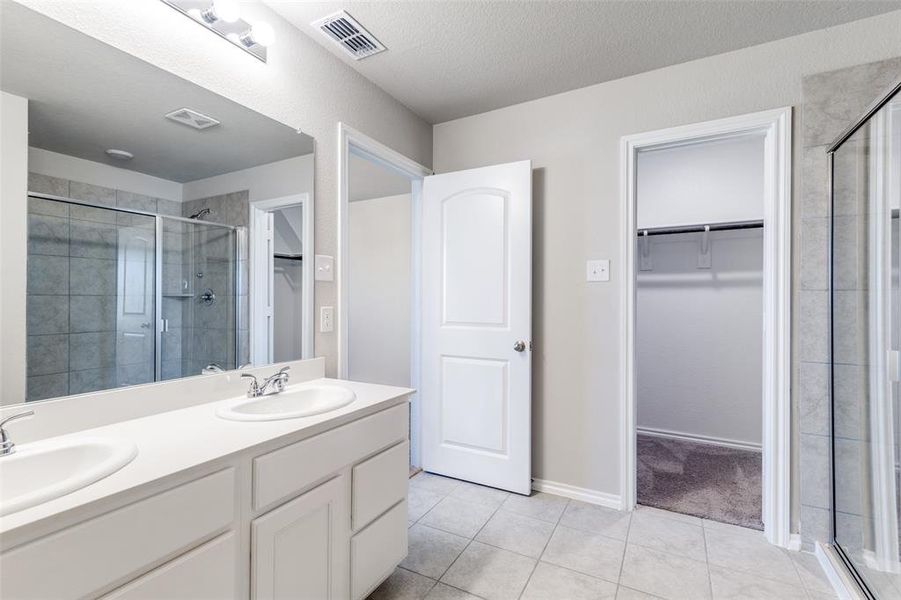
[
  {"xmin": 831, "ymin": 85, "xmax": 901, "ymax": 597},
  {"xmin": 159, "ymin": 218, "xmax": 238, "ymax": 379}
]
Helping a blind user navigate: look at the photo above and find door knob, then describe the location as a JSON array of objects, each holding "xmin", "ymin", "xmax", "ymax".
[{"xmin": 513, "ymin": 340, "xmax": 527, "ymax": 352}]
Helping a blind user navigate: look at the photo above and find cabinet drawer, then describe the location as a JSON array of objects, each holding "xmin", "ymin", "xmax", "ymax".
[
  {"xmin": 350, "ymin": 500, "xmax": 408, "ymax": 600},
  {"xmin": 102, "ymin": 532, "xmax": 238, "ymax": 600},
  {"xmin": 352, "ymin": 441, "xmax": 409, "ymax": 530},
  {"xmin": 0, "ymin": 468, "xmax": 235, "ymax": 600},
  {"xmin": 254, "ymin": 402, "xmax": 408, "ymax": 511}
]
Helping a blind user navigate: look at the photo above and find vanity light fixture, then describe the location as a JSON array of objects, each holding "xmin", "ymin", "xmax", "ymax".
[
  {"xmin": 197, "ymin": 0, "xmax": 239, "ymax": 24},
  {"xmin": 160, "ymin": 0, "xmax": 274, "ymax": 63},
  {"xmin": 239, "ymin": 21, "xmax": 276, "ymax": 49}
]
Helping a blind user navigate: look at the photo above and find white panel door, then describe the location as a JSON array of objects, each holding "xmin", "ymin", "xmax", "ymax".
[{"xmin": 421, "ymin": 160, "xmax": 532, "ymax": 495}]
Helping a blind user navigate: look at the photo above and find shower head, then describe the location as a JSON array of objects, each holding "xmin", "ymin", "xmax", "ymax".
[{"xmin": 189, "ymin": 208, "xmax": 212, "ymax": 220}]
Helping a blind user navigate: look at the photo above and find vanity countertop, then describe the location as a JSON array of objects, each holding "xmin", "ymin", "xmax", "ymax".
[{"xmin": 0, "ymin": 378, "xmax": 413, "ymax": 540}]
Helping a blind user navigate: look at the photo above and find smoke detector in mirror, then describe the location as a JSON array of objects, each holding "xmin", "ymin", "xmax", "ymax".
[
  {"xmin": 105, "ymin": 149, "xmax": 134, "ymax": 161},
  {"xmin": 165, "ymin": 108, "xmax": 221, "ymax": 130}
]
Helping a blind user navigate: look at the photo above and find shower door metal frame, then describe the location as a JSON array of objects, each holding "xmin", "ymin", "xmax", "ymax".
[
  {"xmin": 827, "ymin": 78, "xmax": 901, "ymax": 600},
  {"xmin": 27, "ymin": 192, "xmax": 242, "ymax": 383}
]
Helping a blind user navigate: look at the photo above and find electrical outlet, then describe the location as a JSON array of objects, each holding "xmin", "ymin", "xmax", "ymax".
[
  {"xmin": 586, "ymin": 259, "xmax": 610, "ymax": 282},
  {"xmin": 320, "ymin": 306, "xmax": 334, "ymax": 333}
]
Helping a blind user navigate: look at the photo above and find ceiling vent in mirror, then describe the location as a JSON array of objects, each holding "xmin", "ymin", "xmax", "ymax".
[
  {"xmin": 312, "ymin": 11, "xmax": 385, "ymax": 60},
  {"xmin": 165, "ymin": 108, "xmax": 221, "ymax": 130}
]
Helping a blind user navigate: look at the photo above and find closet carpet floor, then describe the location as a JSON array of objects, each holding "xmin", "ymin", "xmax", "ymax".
[{"xmin": 637, "ymin": 434, "xmax": 763, "ymax": 530}]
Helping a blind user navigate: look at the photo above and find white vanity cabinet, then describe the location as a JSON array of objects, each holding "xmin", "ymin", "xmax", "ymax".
[
  {"xmin": 0, "ymin": 398, "xmax": 411, "ymax": 600},
  {"xmin": 251, "ymin": 475, "xmax": 348, "ymax": 600}
]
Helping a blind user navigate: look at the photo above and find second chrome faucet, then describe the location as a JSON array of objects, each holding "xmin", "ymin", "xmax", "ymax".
[{"xmin": 241, "ymin": 366, "xmax": 290, "ymax": 398}]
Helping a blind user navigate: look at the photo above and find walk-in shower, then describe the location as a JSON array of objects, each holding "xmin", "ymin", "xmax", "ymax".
[
  {"xmin": 829, "ymin": 79, "xmax": 901, "ymax": 598},
  {"xmin": 26, "ymin": 193, "xmax": 245, "ymax": 401}
]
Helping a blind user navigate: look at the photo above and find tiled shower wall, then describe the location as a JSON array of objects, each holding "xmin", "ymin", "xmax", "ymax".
[
  {"xmin": 797, "ymin": 58, "xmax": 901, "ymax": 547},
  {"xmin": 26, "ymin": 172, "xmax": 181, "ymax": 400},
  {"xmin": 26, "ymin": 173, "xmax": 250, "ymax": 401}
]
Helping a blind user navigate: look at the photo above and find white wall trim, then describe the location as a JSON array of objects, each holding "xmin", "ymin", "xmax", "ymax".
[
  {"xmin": 249, "ymin": 193, "xmax": 314, "ymax": 365},
  {"xmin": 620, "ymin": 107, "xmax": 792, "ymax": 548},
  {"xmin": 337, "ymin": 123, "xmax": 431, "ymax": 466},
  {"xmin": 636, "ymin": 426, "xmax": 762, "ymax": 453},
  {"xmin": 531, "ymin": 478, "xmax": 621, "ymax": 510}
]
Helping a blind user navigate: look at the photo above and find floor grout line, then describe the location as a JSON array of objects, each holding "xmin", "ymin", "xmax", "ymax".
[
  {"xmin": 402, "ymin": 475, "xmax": 829, "ymax": 600},
  {"xmin": 702, "ymin": 523, "xmax": 714, "ymax": 599},
  {"xmin": 615, "ymin": 510, "xmax": 634, "ymax": 586},
  {"xmin": 515, "ymin": 498, "xmax": 568, "ymax": 599}
]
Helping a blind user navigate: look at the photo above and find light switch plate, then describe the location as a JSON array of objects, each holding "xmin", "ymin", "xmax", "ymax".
[
  {"xmin": 315, "ymin": 255, "xmax": 335, "ymax": 281},
  {"xmin": 320, "ymin": 306, "xmax": 334, "ymax": 332},
  {"xmin": 586, "ymin": 259, "xmax": 610, "ymax": 282}
]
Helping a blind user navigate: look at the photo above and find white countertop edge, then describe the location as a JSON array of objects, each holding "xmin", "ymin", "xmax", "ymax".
[{"xmin": 0, "ymin": 378, "xmax": 413, "ymax": 541}]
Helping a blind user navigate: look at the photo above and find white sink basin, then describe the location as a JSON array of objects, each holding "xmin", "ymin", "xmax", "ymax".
[
  {"xmin": 0, "ymin": 437, "xmax": 138, "ymax": 516},
  {"xmin": 217, "ymin": 385, "xmax": 356, "ymax": 422}
]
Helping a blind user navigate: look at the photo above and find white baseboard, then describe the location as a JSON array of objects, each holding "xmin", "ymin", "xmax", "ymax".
[
  {"xmin": 787, "ymin": 533, "xmax": 802, "ymax": 551},
  {"xmin": 815, "ymin": 542, "xmax": 863, "ymax": 600},
  {"xmin": 531, "ymin": 478, "xmax": 622, "ymax": 510},
  {"xmin": 637, "ymin": 426, "xmax": 762, "ymax": 453}
]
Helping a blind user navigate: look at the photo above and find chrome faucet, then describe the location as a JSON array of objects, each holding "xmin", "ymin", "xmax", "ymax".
[
  {"xmin": 0, "ymin": 410, "xmax": 34, "ymax": 457},
  {"xmin": 241, "ymin": 366, "xmax": 290, "ymax": 398}
]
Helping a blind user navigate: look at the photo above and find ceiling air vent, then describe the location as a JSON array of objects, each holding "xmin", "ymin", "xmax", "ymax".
[
  {"xmin": 165, "ymin": 108, "xmax": 221, "ymax": 130},
  {"xmin": 312, "ymin": 11, "xmax": 385, "ymax": 60}
]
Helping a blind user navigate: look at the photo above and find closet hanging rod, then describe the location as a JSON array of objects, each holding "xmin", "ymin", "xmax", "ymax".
[{"xmin": 636, "ymin": 219, "xmax": 763, "ymax": 237}]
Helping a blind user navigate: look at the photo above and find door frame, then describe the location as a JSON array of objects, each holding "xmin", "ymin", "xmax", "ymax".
[
  {"xmin": 337, "ymin": 123, "xmax": 432, "ymax": 465},
  {"xmin": 620, "ymin": 107, "xmax": 793, "ymax": 547},
  {"xmin": 249, "ymin": 192, "xmax": 314, "ymax": 365}
]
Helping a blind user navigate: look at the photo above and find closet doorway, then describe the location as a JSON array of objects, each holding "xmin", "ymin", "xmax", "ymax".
[{"xmin": 621, "ymin": 108, "xmax": 792, "ymax": 547}]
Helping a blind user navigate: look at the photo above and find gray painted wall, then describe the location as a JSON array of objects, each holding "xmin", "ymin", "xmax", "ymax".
[{"xmin": 433, "ymin": 11, "xmax": 901, "ymax": 536}]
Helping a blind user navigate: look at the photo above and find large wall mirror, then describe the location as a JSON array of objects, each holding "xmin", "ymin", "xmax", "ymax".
[{"xmin": 0, "ymin": 4, "xmax": 315, "ymax": 405}]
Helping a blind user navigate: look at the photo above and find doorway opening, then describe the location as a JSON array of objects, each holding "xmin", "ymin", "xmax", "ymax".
[
  {"xmin": 339, "ymin": 126, "xmax": 533, "ymax": 494},
  {"xmin": 250, "ymin": 193, "xmax": 314, "ymax": 365},
  {"xmin": 338, "ymin": 124, "xmax": 431, "ymax": 472},
  {"xmin": 621, "ymin": 108, "xmax": 792, "ymax": 547}
]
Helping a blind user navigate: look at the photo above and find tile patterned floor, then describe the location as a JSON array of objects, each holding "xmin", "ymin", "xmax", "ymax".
[{"xmin": 368, "ymin": 472, "xmax": 838, "ymax": 600}]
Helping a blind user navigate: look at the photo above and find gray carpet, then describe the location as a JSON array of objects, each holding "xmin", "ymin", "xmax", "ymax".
[{"xmin": 637, "ymin": 433, "xmax": 763, "ymax": 530}]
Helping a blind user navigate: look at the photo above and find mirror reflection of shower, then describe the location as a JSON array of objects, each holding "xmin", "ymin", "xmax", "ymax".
[{"xmin": 24, "ymin": 193, "xmax": 244, "ymax": 399}]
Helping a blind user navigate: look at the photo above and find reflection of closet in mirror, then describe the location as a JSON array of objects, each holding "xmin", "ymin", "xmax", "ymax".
[
  {"xmin": 829, "ymin": 81, "xmax": 901, "ymax": 598},
  {"xmin": 634, "ymin": 134, "xmax": 765, "ymax": 528}
]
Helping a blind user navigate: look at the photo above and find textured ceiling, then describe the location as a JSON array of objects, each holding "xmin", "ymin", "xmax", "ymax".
[
  {"xmin": 1, "ymin": 2, "xmax": 314, "ymax": 183},
  {"xmin": 269, "ymin": 0, "xmax": 901, "ymax": 123}
]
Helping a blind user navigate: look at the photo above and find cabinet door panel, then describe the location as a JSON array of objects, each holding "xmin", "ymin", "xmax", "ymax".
[{"xmin": 252, "ymin": 475, "xmax": 347, "ymax": 600}]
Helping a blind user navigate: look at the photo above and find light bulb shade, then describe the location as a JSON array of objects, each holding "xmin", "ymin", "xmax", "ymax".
[
  {"xmin": 249, "ymin": 21, "xmax": 275, "ymax": 46},
  {"xmin": 211, "ymin": 0, "xmax": 240, "ymax": 23}
]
